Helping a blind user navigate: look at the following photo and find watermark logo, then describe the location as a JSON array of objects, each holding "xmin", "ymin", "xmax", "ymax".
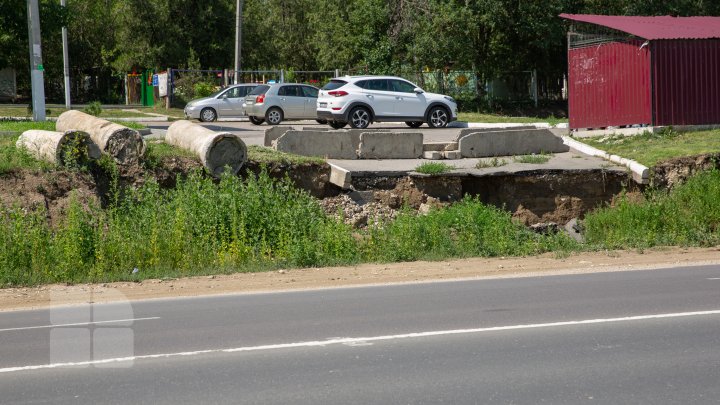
[{"xmin": 49, "ymin": 288, "xmax": 135, "ymax": 368}]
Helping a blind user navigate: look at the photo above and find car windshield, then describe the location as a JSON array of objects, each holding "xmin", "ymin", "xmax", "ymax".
[
  {"xmin": 322, "ymin": 80, "xmax": 347, "ymax": 90},
  {"xmin": 249, "ymin": 85, "xmax": 270, "ymax": 96}
]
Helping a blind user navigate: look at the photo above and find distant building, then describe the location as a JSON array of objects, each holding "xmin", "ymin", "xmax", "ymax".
[{"xmin": 560, "ymin": 14, "xmax": 720, "ymax": 130}]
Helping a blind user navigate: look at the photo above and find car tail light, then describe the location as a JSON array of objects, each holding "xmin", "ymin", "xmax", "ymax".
[
  {"xmin": 256, "ymin": 95, "xmax": 265, "ymax": 103},
  {"xmin": 328, "ymin": 90, "xmax": 348, "ymax": 97}
]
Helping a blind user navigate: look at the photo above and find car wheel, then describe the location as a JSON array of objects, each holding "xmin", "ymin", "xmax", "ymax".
[
  {"xmin": 427, "ymin": 106, "xmax": 449, "ymax": 128},
  {"xmin": 328, "ymin": 121, "xmax": 347, "ymax": 129},
  {"xmin": 405, "ymin": 121, "xmax": 423, "ymax": 128},
  {"xmin": 316, "ymin": 119, "xmax": 328, "ymax": 125},
  {"xmin": 200, "ymin": 107, "xmax": 217, "ymax": 122},
  {"xmin": 265, "ymin": 108, "xmax": 283, "ymax": 125},
  {"xmin": 249, "ymin": 116, "xmax": 264, "ymax": 125},
  {"xmin": 349, "ymin": 106, "xmax": 371, "ymax": 129}
]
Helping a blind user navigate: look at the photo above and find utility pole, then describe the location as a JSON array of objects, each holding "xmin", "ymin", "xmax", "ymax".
[
  {"xmin": 27, "ymin": 0, "xmax": 46, "ymax": 121},
  {"xmin": 61, "ymin": 0, "xmax": 70, "ymax": 109},
  {"xmin": 234, "ymin": 0, "xmax": 244, "ymax": 84}
]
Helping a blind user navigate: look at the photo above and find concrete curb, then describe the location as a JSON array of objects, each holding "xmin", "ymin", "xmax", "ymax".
[{"xmin": 562, "ymin": 136, "xmax": 650, "ymax": 184}]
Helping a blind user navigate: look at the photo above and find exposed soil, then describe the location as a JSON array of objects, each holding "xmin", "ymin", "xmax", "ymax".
[
  {"xmin": 0, "ymin": 169, "xmax": 99, "ymax": 227},
  {"xmin": 652, "ymin": 153, "xmax": 720, "ymax": 189},
  {"xmin": 2, "ymin": 246, "xmax": 718, "ymax": 312}
]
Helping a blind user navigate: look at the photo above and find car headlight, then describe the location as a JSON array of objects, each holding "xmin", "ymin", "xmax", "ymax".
[{"xmin": 443, "ymin": 96, "xmax": 456, "ymax": 104}]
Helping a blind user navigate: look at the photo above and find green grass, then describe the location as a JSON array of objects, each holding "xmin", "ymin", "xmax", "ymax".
[
  {"xmin": 248, "ymin": 145, "xmax": 325, "ymax": 165},
  {"xmin": 415, "ymin": 162, "xmax": 455, "ymax": 174},
  {"xmin": 475, "ymin": 157, "xmax": 508, "ymax": 169},
  {"xmin": 584, "ymin": 170, "xmax": 720, "ymax": 249},
  {"xmin": 0, "ymin": 120, "xmax": 145, "ymax": 133},
  {"xmin": 0, "ymin": 105, "xmax": 165, "ymax": 119},
  {"xmin": 0, "ymin": 134, "xmax": 53, "ymax": 174},
  {"xmin": 458, "ymin": 112, "xmax": 567, "ymax": 126},
  {"xmin": 0, "ymin": 121, "xmax": 56, "ymax": 132},
  {"xmin": 513, "ymin": 153, "xmax": 552, "ymax": 164},
  {"xmin": 581, "ymin": 128, "xmax": 720, "ymax": 167},
  {"xmin": 0, "ymin": 171, "xmax": 576, "ymax": 286}
]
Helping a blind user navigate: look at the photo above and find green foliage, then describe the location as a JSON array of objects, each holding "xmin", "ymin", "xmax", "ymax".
[
  {"xmin": 193, "ymin": 82, "xmax": 217, "ymax": 98},
  {"xmin": 83, "ymin": 101, "xmax": 103, "ymax": 117},
  {"xmin": 0, "ymin": 134, "xmax": 53, "ymax": 174},
  {"xmin": 584, "ymin": 170, "xmax": 720, "ymax": 249},
  {"xmin": 247, "ymin": 145, "xmax": 325, "ymax": 165},
  {"xmin": 476, "ymin": 157, "xmax": 507, "ymax": 169},
  {"xmin": 415, "ymin": 162, "xmax": 455, "ymax": 175},
  {"xmin": 362, "ymin": 197, "xmax": 576, "ymax": 262},
  {"xmin": 513, "ymin": 153, "xmax": 552, "ymax": 164},
  {"xmin": 0, "ymin": 170, "xmax": 578, "ymax": 286}
]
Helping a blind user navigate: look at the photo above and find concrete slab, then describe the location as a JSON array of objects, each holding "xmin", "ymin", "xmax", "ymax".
[
  {"xmin": 274, "ymin": 130, "xmax": 359, "ymax": 159},
  {"xmin": 458, "ymin": 128, "xmax": 569, "ymax": 158},
  {"xmin": 423, "ymin": 151, "xmax": 442, "ymax": 160},
  {"xmin": 357, "ymin": 132, "xmax": 423, "ymax": 159},
  {"xmin": 328, "ymin": 150, "xmax": 626, "ymax": 179},
  {"xmin": 264, "ymin": 126, "xmax": 300, "ymax": 147},
  {"xmin": 423, "ymin": 142, "xmax": 457, "ymax": 152},
  {"xmin": 456, "ymin": 126, "xmax": 537, "ymax": 142}
]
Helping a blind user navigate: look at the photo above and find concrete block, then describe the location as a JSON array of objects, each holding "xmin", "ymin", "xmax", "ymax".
[
  {"xmin": 264, "ymin": 126, "xmax": 298, "ymax": 147},
  {"xmin": 423, "ymin": 151, "xmax": 442, "ymax": 160},
  {"xmin": 358, "ymin": 132, "xmax": 423, "ymax": 159},
  {"xmin": 274, "ymin": 130, "xmax": 358, "ymax": 159},
  {"xmin": 456, "ymin": 126, "xmax": 536, "ymax": 142},
  {"xmin": 458, "ymin": 128, "xmax": 569, "ymax": 158},
  {"xmin": 423, "ymin": 142, "xmax": 457, "ymax": 152},
  {"xmin": 328, "ymin": 163, "xmax": 352, "ymax": 189},
  {"xmin": 443, "ymin": 150, "xmax": 461, "ymax": 160}
]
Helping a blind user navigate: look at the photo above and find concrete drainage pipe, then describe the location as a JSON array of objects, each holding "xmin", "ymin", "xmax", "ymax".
[
  {"xmin": 56, "ymin": 110, "xmax": 146, "ymax": 166},
  {"xmin": 166, "ymin": 120, "xmax": 247, "ymax": 177},
  {"xmin": 16, "ymin": 129, "xmax": 101, "ymax": 166}
]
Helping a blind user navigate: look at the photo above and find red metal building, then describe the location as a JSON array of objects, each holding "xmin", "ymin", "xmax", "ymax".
[{"xmin": 560, "ymin": 14, "xmax": 720, "ymax": 130}]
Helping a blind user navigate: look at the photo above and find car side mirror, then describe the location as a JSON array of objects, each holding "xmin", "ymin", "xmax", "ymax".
[
  {"xmin": 221, "ymin": 93, "xmax": 228, "ymax": 99},
  {"xmin": 414, "ymin": 87, "xmax": 424, "ymax": 94}
]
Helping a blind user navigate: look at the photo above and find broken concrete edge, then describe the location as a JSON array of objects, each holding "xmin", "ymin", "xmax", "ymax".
[
  {"xmin": 562, "ymin": 136, "xmax": 649, "ymax": 184},
  {"xmin": 328, "ymin": 163, "xmax": 352, "ymax": 189}
]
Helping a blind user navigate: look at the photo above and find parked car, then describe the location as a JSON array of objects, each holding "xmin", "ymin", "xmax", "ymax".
[
  {"xmin": 243, "ymin": 83, "xmax": 325, "ymax": 125},
  {"xmin": 184, "ymin": 84, "xmax": 257, "ymax": 122},
  {"xmin": 316, "ymin": 76, "xmax": 458, "ymax": 129}
]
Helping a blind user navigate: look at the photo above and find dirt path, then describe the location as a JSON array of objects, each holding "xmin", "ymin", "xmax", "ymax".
[{"xmin": 2, "ymin": 247, "xmax": 719, "ymax": 312}]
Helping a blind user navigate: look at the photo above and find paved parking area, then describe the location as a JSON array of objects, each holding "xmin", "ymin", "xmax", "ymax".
[{"xmin": 137, "ymin": 118, "xmax": 624, "ymax": 178}]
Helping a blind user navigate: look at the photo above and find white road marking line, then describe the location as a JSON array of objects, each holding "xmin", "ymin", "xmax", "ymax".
[
  {"xmin": 0, "ymin": 317, "xmax": 160, "ymax": 332},
  {"xmin": 2, "ymin": 309, "xmax": 720, "ymax": 373},
  {"xmin": 707, "ymin": 278, "xmax": 720, "ymax": 280}
]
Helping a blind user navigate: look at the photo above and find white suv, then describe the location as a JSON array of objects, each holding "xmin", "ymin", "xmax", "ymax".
[{"xmin": 316, "ymin": 76, "xmax": 458, "ymax": 129}]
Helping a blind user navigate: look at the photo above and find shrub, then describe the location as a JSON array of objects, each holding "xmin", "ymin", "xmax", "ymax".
[
  {"xmin": 193, "ymin": 82, "xmax": 217, "ymax": 98},
  {"xmin": 415, "ymin": 162, "xmax": 455, "ymax": 174},
  {"xmin": 83, "ymin": 101, "xmax": 102, "ymax": 116}
]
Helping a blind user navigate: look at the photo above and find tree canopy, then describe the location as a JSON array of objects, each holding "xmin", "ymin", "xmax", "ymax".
[{"xmin": 3, "ymin": 0, "xmax": 719, "ymax": 101}]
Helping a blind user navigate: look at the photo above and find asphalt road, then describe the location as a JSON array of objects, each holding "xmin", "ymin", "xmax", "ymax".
[{"xmin": 2, "ymin": 265, "xmax": 720, "ymax": 404}]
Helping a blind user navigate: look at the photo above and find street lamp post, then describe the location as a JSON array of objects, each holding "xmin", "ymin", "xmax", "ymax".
[
  {"xmin": 61, "ymin": 0, "xmax": 71, "ymax": 109},
  {"xmin": 234, "ymin": 0, "xmax": 244, "ymax": 84},
  {"xmin": 26, "ymin": 0, "xmax": 46, "ymax": 121}
]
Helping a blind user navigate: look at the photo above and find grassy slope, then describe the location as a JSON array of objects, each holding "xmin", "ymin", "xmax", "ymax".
[{"xmin": 581, "ymin": 129, "xmax": 720, "ymax": 167}]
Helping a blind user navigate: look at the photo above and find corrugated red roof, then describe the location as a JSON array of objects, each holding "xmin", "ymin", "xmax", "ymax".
[{"xmin": 560, "ymin": 14, "xmax": 720, "ymax": 40}]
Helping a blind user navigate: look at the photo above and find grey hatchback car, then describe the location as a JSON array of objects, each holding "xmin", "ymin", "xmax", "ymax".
[
  {"xmin": 243, "ymin": 83, "xmax": 324, "ymax": 125},
  {"xmin": 184, "ymin": 84, "xmax": 257, "ymax": 122}
]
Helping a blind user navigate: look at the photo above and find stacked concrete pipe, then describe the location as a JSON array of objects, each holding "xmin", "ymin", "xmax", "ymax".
[
  {"xmin": 56, "ymin": 110, "xmax": 146, "ymax": 166},
  {"xmin": 166, "ymin": 120, "xmax": 247, "ymax": 176},
  {"xmin": 16, "ymin": 129, "xmax": 101, "ymax": 166}
]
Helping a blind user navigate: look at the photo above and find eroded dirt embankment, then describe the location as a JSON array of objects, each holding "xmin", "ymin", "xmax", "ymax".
[{"xmin": 3, "ymin": 153, "xmax": 714, "ymax": 229}]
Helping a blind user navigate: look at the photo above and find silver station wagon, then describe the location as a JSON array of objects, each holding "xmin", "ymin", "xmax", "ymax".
[{"xmin": 243, "ymin": 83, "xmax": 325, "ymax": 125}]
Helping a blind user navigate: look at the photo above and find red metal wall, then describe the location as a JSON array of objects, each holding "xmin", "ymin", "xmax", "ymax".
[
  {"xmin": 653, "ymin": 39, "xmax": 720, "ymax": 126},
  {"xmin": 568, "ymin": 40, "xmax": 651, "ymax": 129}
]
